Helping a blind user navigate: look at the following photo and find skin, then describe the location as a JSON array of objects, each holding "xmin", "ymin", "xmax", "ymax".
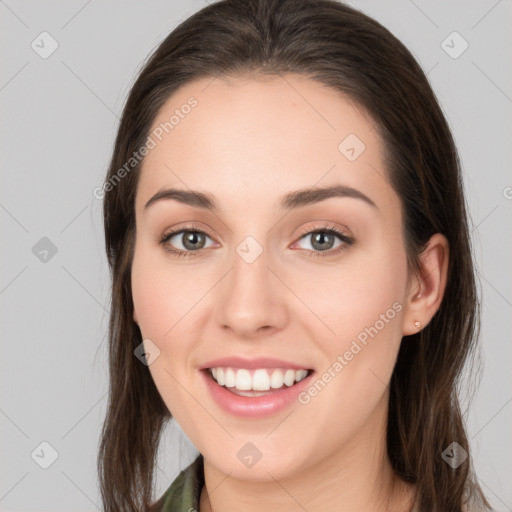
[{"xmin": 131, "ymin": 74, "xmax": 449, "ymax": 512}]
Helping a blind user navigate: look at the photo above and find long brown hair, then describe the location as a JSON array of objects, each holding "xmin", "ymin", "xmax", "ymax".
[{"xmin": 97, "ymin": 1, "xmax": 491, "ymax": 510}]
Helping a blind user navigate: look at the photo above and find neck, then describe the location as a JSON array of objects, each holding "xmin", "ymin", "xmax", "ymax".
[{"xmin": 199, "ymin": 395, "xmax": 415, "ymax": 512}]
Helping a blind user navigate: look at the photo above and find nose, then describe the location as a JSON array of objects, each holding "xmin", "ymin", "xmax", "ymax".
[{"xmin": 215, "ymin": 243, "xmax": 288, "ymax": 339}]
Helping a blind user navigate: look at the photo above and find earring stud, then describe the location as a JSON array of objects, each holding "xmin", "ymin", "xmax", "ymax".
[{"xmin": 414, "ymin": 320, "xmax": 421, "ymax": 329}]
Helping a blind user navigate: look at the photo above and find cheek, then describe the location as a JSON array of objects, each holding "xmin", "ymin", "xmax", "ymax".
[
  {"xmin": 131, "ymin": 247, "xmax": 194, "ymax": 415},
  {"xmin": 131, "ymin": 245, "xmax": 209, "ymax": 381},
  {"xmin": 131, "ymin": 271, "xmax": 169, "ymax": 339},
  {"xmin": 300, "ymin": 241, "xmax": 407, "ymax": 406},
  {"xmin": 303, "ymin": 245, "xmax": 407, "ymax": 346},
  {"xmin": 131, "ymin": 244, "xmax": 187, "ymax": 339}
]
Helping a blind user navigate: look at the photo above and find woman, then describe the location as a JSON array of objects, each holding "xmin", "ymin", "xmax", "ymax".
[{"xmin": 97, "ymin": 0, "xmax": 492, "ymax": 510}]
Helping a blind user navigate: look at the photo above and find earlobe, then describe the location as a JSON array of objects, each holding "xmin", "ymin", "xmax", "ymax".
[
  {"xmin": 133, "ymin": 309, "xmax": 138, "ymax": 325},
  {"xmin": 402, "ymin": 233, "xmax": 449, "ymax": 335}
]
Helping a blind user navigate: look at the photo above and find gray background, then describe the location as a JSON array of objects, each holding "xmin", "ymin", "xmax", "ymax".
[{"xmin": 1, "ymin": 0, "xmax": 511, "ymax": 510}]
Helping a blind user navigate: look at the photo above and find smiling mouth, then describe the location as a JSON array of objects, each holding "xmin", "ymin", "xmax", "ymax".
[{"xmin": 206, "ymin": 367, "xmax": 314, "ymax": 397}]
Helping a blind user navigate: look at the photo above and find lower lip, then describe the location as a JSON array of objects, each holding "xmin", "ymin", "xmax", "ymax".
[{"xmin": 200, "ymin": 369, "xmax": 314, "ymax": 418}]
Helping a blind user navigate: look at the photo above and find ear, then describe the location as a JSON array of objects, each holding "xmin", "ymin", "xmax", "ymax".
[
  {"xmin": 133, "ymin": 308, "xmax": 139, "ymax": 325},
  {"xmin": 402, "ymin": 233, "xmax": 449, "ymax": 335}
]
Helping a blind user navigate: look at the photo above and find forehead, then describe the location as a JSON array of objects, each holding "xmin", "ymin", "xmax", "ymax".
[{"xmin": 136, "ymin": 74, "xmax": 394, "ymax": 214}]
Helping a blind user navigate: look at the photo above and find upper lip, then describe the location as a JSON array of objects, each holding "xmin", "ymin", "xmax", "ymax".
[{"xmin": 200, "ymin": 356, "xmax": 313, "ymax": 370}]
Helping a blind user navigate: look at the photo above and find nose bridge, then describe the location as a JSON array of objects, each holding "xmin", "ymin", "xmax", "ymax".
[{"xmin": 215, "ymin": 233, "xmax": 286, "ymax": 336}]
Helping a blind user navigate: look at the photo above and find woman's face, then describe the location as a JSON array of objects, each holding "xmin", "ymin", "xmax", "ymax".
[{"xmin": 131, "ymin": 74, "xmax": 415, "ymax": 480}]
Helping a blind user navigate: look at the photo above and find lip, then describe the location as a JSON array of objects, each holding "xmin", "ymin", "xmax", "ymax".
[
  {"xmin": 200, "ymin": 356, "xmax": 312, "ymax": 371},
  {"xmin": 200, "ymin": 367, "xmax": 315, "ymax": 418}
]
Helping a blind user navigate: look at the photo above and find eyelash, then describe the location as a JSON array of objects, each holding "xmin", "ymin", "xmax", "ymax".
[{"xmin": 159, "ymin": 223, "xmax": 355, "ymax": 259}]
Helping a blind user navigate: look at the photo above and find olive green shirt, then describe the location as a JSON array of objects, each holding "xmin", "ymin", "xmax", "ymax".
[
  {"xmin": 153, "ymin": 455, "xmax": 204, "ymax": 512},
  {"xmin": 152, "ymin": 455, "xmax": 426, "ymax": 512}
]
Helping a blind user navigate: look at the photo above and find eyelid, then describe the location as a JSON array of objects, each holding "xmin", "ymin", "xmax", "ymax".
[
  {"xmin": 295, "ymin": 221, "xmax": 352, "ymax": 240},
  {"xmin": 160, "ymin": 221, "xmax": 217, "ymax": 241}
]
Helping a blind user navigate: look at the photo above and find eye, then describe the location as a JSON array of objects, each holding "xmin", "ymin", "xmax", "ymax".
[
  {"xmin": 159, "ymin": 222, "xmax": 355, "ymax": 259},
  {"xmin": 293, "ymin": 224, "xmax": 354, "ymax": 258},
  {"xmin": 159, "ymin": 223, "xmax": 216, "ymax": 258}
]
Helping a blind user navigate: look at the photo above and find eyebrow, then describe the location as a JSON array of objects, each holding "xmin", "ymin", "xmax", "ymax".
[{"xmin": 143, "ymin": 184, "xmax": 378, "ymax": 212}]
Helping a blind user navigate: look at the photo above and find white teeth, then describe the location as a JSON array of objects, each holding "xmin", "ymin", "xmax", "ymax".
[
  {"xmin": 284, "ymin": 369, "xmax": 295, "ymax": 386},
  {"xmin": 235, "ymin": 369, "xmax": 252, "ymax": 390},
  {"xmin": 209, "ymin": 367, "xmax": 310, "ymax": 391},
  {"xmin": 270, "ymin": 369, "xmax": 284, "ymax": 389},
  {"xmin": 253, "ymin": 369, "xmax": 270, "ymax": 391},
  {"xmin": 296, "ymin": 369, "xmax": 308, "ymax": 382},
  {"xmin": 225, "ymin": 368, "xmax": 236, "ymax": 387}
]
